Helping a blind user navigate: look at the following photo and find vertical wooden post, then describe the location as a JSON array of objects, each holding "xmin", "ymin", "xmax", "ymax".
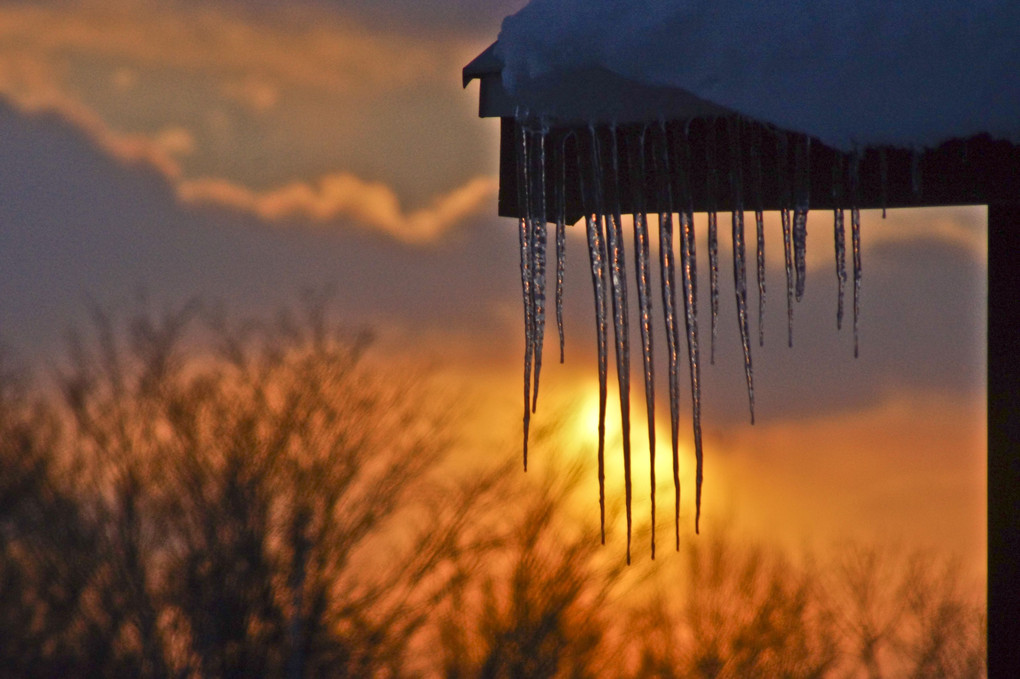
[{"xmin": 987, "ymin": 202, "xmax": 1020, "ymax": 677}]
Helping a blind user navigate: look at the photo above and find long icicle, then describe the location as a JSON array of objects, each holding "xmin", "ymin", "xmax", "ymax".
[
  {"xmin": 706, "ymin": 121, "xmax": 720, "ymax": 365},
  {"xmin": 792, "ymin": 134, "xmax": 811, "ymax": 302},
  {"xmin": 654, "ymin": 123, "xmax": 683, "ymax": 551},
  {"xmin": 792, "ymin": 206, "xmax": 808, "ymax": 302},
  {"xmin": 852, "ymin": 207, "xmax": 862, "ymax": 358},
  {"xmin": 749, "ymin": 123, "xmax": 766, "ymax": 347},
  {"xmin": 778, "ymin": 133, "xmax": 795, "ymax": 347},
  {"xmin": 782, "ymin": 207, "xmax": 796, "ymax": 343},
  {"xmin": 728, "ymin": 118, "xmax": 754, "ymax": 424},
  {"xmin": 833, "ymin": 156, "xmax": 847, "ymax": 330},
  {"xmin": 606, "ymin": 127, "xmax": 633, "ymax": 564},
  {"xmin": 708, "ymin": 211, "xmax": 719, "ymax": 364},
  {"xmin": 555, "ymin": 134, "xmax": 568, "ymax": 363},
  {"xmin": 582, "ymin": 126, "xmax": 610, "ymax": 544},
  {"xmin": 530, "ymin": 127, "xmax": 548, "ymax": 413},
  {"xmin": 629, "ymin": 128, "xmax": 656, "ymax": 558},
  {"xmin": 514, "ymin": 116, "xmax": 534, "ymax": 469},
  {"xmin": 733, "ymin": 210, "xmax": 754, "ymax": 423},
  {"xmin": 676, "ymin": 123, "xmax": 704, "ymax": 536},
  {"xmin": 680, "ymin": 208, "xmax": 704, "ymax": 534},
  {"xmin": 756, "ymin": 210, "xmax": 766, "ymax": 346},
  {"xmin": 849, "ymin": 151, "xmax": 863, "ymax": 358},
  {"xmin": 834, "ymin": 208, "xmax": 846, "ymax": 329}
]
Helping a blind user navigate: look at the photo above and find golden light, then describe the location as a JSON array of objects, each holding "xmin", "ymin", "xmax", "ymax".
[{"xmin": 558, "ymin": 379, "xmax": 745, "ymax": 556}]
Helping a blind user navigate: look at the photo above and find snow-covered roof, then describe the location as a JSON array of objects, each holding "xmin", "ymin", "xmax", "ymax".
[{"xmin": 491, "ymin": 0, "xmax": 1020, "ymax": 151}]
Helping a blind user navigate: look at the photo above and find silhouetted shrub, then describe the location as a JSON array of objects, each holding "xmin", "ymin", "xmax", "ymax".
[{"xmin": 0, "ymin": 301, "xmax": 985, "ymax": 678}]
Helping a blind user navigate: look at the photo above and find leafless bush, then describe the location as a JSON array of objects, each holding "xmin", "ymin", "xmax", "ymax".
[
  {"xmin": 0, "ymin": 302, "xmax": 986, "ymax": 678},
  {"xmin": 1, "ymin": 300, "xmax": 502, "ymax": 677},
  {"xmin": 435, "ymin": 462, "xmax": 628, "ymax": 679}
]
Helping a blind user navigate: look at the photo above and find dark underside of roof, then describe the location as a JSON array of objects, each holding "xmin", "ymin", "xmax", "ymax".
[
  {"xmin": 465, "ymin": 43, "xmax": 1020, "ymax": 221},
  {"xmin": 497, "ymin": 116, "xmax": 1020, "ymax": 222}
]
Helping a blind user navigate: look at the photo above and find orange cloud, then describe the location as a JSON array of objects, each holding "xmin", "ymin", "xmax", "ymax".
[
  {"xmin": 177, "ymin": 173, "xmax": 498, "ymax": 243},
  {"xmin": 0, "ymin": 0, "xmax": 496, "ymax": 243},
  {"xmin": 865, "ymin": 206, "xmax": 985, "ymax": 258},
  {"xmin": 2, "ymin": 83, "xmax": 497, "ymax": 241},
  {"xmin": 222, "ymin": 76, "xmax": 280, "ymax": 113},
  {"xmin": 4, "ymin": 86, "xmax": 185, "ymax": 180},
  {"xmin": 0, "ymin": 0, "xmax": 452, "ymax": 100}
]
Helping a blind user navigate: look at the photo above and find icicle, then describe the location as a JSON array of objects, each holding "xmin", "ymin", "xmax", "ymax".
[
  {"xmin": 849, "ymin": 151, "xmax": 862, "ymax": 358},
  {"xmin": 748, "ymin": 124, "xmax": 766, "ymax": 347},
  {"xmin": 852, "ymin": 207, "xmax": 862, "ymax": 358},
  {"xmin": 660, "ymin": 208, "xmax": 681, "ymax": 549},
  {"xmin": 755, "ymin": 210, "xmax": 766, "ymax": 347},
  {"xmin": 674, "ymin": 123, "xmax": 704, "ymax": 535},
  {"xmin": 833, "ymin": 156, "xmax": 847, "ymax": 330},
  {"xmin": 792, "ymin": 207, "xmax": 808, "ymax": 301},
  {"xmin": 529, "ymin": 127, "xmax": 549, "ymax": 414},
  {"xmin": 733, "ymin": 208, "xmax": 755, "ymax": 423},
  {"xmin": 679, "ymin": 123, "xmax": 699, "ymax": 321},
  {"xmin": 555, "ymin": 134, "xmax": 568, "ymax": 364},
  {"xmin": 517, "ymin": 214, "xmax": 534, "ymax": 467},
  {"xmin": 834, "ymin": 208, "xmax": 846, "ymax": 329},
  {"xmin": 728, "ymin": 118, "xmax": 754, "ymax": 424},
  {"xmin": 781, "ymin": 208, "xmax": 794, "ymax": 346},
  {"xmin": 705, "ymin": 121, "xmax": 719, "ymax": 365},
  {"xmin": 514, "ymin": 116, "xmax": 534, "ymax": 469},
  {"xmin": 585, "ymin": 213, "xmax": 610, "ymax": 541},
  {"xmin": 628, "ymin": 128, "xmax": 656, "ymax": 559},
  {"xmin": 708, "ymin": 211, "xmax": 719, "ymax": 364},
  {"xmin": 777, "ymin": 132, "xmax": 795, "ymax": 347},
  {"xmin": 606, "ymin": 128, "xmax": 633, "ymax": 564},
  {"xmin": 636, "ymin": 209, "xmax": 656, "ymax": 557},
  {"xmin": 680, "ymin": 208, "xmax": 704, "ymax": 534},
  {"xmin": 792, "ymin": 135, "xmax": 811, "ymax": 302},
  {"xmin": 653, "ymin": 122, "xmax": 682, "ymax": 552},
  {"xmin": 582, "ymin": 126, "xmax": 609, "ymax": 544}
]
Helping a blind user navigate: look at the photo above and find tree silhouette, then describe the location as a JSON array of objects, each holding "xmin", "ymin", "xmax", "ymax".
[
  {"xmin": 0, "ymin": 358, "xmax": 118, "ymax": 676},
  {"xmin": 0, "ymin": 301, "xmax": 986, "ymax": 678},
  {"xmin": 1, "ymin": 300, "xmax": 503, "ymax": 677},
  {"xmin": 828, "ymin": 544, "xmax": 986, "ymax": 679},
  {"xmin": 436, "ymin": 464, "xmax": 627, "ymax": 679},
  {"xmin": 626, "ymin": 535, "xmax": 839, "ymax": 679}
]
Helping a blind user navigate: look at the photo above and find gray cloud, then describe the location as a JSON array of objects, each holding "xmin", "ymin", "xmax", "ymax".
[{"xmin": 0, "ymin": 99, "xmax": 515, "ymax": 357}]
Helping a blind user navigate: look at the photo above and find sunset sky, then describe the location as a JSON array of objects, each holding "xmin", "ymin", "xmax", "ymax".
[{"xmin": 0, "ymin": 0, "xmax": 986, "ymax": 579}]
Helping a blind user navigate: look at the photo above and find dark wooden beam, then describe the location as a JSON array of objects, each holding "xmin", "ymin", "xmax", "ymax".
[
  {"xmin": 499, "ymin": 116, "xmax": 1020, "ymax": 220},
  {"xmin": 988, "ymin": 202, "xmax": 1020, "ymax": 678}
]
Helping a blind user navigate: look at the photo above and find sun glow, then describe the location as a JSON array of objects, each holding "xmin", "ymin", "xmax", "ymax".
[{"xmin": 560, "ymin": 380, "xmax": 735, "ymax": 548}]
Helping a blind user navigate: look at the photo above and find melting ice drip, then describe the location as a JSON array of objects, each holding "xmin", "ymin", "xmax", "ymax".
[{"xmin": 514, "ymin": 113, "xmax": 873, "ymax": 564}]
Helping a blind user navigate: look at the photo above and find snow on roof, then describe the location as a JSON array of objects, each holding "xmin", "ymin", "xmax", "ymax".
[{"xmin": 494, "ymin": 0, "xmax": 1020, "ymax": 151}]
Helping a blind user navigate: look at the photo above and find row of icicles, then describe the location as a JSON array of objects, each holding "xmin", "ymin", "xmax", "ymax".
[{"xmin": 514, "ymin": 114, "xmax": 864, "ymax": 564}]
